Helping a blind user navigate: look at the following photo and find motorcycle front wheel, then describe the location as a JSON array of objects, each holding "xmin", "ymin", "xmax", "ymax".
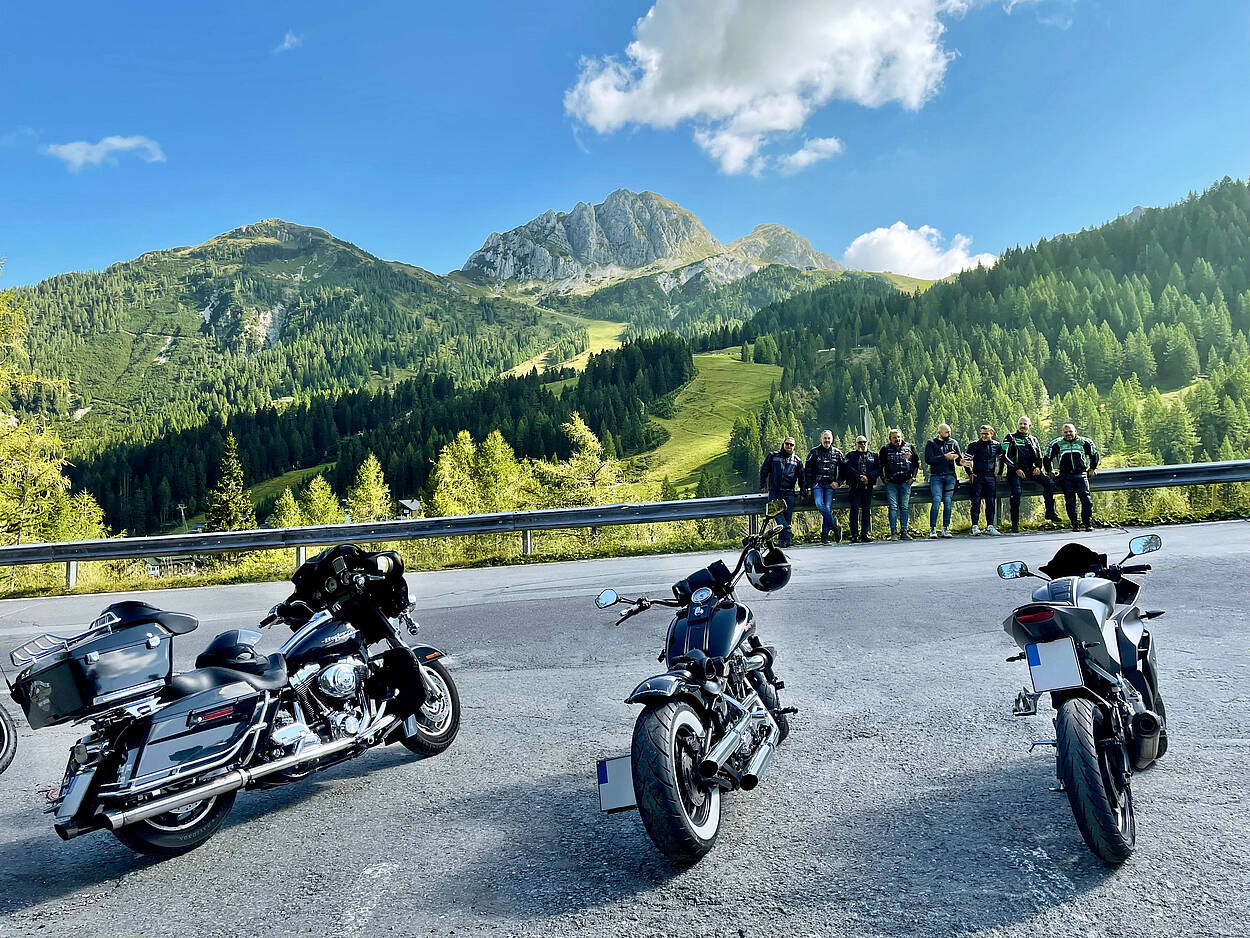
[
  {"xmin": 401, "ymin": 658, "xmax": 461, "ymax": 758},
  {"xmin": 0, "ymin": 705, "xmax": 17, "ymax": 775},
  {"xmin": 113, "ymin": 791, "xmax": 237, "ymax": 857},
  {"xmin": 632, "ymin": 701, "xmax": 721, "ymax": 864},
  {"xmin": 1055, "ymin": 697, "xmax": 1135, "ymax": 863}
]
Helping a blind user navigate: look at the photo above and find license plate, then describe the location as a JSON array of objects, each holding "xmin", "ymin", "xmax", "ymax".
[
  {"xmin": 596, "ymin": 755, "xmax": 636, "ymax": 813},
  {"xmin": 1026, "ymin": 637, "xmax": 1084, "ymax": 693}
]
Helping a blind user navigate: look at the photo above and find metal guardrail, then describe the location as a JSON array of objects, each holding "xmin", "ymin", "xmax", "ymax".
[{"xmin": 1, "ymin": 461, "xmax": 1248, "ymax": 587}]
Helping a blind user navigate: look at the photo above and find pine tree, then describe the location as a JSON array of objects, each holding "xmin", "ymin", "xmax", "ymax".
[
  {"xmin": 345, "ymin": 453, "xmax": 392, "ymax": 522},
  {"xmin": 299, "ymin": 475, "xmax": 344, "ymax": 525},
  {"xmin": 205, "ymin": 433, "xmax": 256, "ymax": 532},
  {"xmin": 271, "ymin": 487, "xmax": 303, "ymax": 528}
]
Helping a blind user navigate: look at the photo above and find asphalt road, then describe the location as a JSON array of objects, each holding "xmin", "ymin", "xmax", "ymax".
[{"xmin": 0, "ymin": 521, "xmax": 1248, "ymax": 938}]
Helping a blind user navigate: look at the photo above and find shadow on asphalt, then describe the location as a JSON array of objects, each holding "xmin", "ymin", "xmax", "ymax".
[
  {"xmin": 804, "ymin": 757, "xmax": 1120, "ymax": 936},
  {"xmin": 423, "ymin": 769, "xmax": 681, "ymax": 918}
]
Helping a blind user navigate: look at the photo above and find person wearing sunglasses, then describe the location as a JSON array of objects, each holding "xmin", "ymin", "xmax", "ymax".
[
  {"xmin": 759, "ymin": 436, "xmax": 805, "ymax": 547},
  {"xmin": 842, "ymin": 436, "xmax": 879, "ymax": 542}
]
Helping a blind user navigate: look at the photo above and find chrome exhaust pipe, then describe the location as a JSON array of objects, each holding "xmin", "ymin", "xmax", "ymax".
[
  {"xmin": 698, "ymin": 694, "xmax": 762, "ymax": 779},
  {"xmin": 739, "ymin": 722, "xmax": 780, "ymax": 791},
  {"xmin": 102, "ymin": 716, "xmax": 401, "ymax": 830},
  {"xmin": 1130, "ymin": 709, "xmax": 1162, "ymax": 770}
]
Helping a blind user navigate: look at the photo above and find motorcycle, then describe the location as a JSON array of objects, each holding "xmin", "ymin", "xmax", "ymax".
[
  {"xmin": 0, "ymin": 702, "xmax": 15, "ymax": 776},
  {"xmin": 594, "ymin": 514, "xmax": 796, "ymax": 864},
  {"xmin": 6, "ymin": 544, "xmax": 459, "ymax": 856},
  {"xmin": 997, "ymin": 534, "xmax": 1168, "ymax": 863}
]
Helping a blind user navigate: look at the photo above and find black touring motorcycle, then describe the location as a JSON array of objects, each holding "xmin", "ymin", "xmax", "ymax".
[
  {"xmin": 6, "ymin": 545, "xmax": 459, "ymax": 856},
  {"xmin": 594, "ymin": 514, "xmax": 795, "ymax": 864},
  {"xmin": 997, "ymin": 534, "xmax": 1168, "ymax": 863}
]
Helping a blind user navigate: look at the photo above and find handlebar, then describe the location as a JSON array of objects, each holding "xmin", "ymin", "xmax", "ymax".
[{"xmin": 1119, "ymin": 563, "xmax": 1152, "ymax": 574}]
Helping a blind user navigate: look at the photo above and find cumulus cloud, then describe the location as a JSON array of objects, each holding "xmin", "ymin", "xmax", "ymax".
[
  {"xmin": 842, "ymin": 222, "xmax": 997, "ymax": 279},
  {"xmin": 565, "ymin": 0, "xmax": 967, "ymax": 174},
  {"xmin": 43, "ymin": 135, "xmax": 165, "ymax": 172},
  {"xmin": 777, "ymin": 137, "xmax": 845, "ymax": 175},
  {"xmin": 274, "ymin": 30, "xmax": 303, "ymax": 53}
]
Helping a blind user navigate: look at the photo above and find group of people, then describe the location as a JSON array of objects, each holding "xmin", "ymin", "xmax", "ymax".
[{"xmin": 758, "ymin": 419, "xmax": 1101, "ymax": 545}]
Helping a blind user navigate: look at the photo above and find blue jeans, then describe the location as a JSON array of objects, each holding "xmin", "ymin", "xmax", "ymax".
[
  {"xmin": 769, "ymin": 490, "xmax": 796, "ymax": 544},
  {"xmin": 929, "ymin": 475, "xmax": 956, "ymax": 529},
  {"xmin": 812, "ymin": 483, "xmax": 841, "ymax": 540},
  {"xmin": 884, "ymin": 481, "xmax": 911, "ymax": 534}
]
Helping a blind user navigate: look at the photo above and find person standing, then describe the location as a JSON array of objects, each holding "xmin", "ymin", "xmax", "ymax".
[
  {"xmin": 999, "ymin": 416, "xmax": 1062, "ymax": 532},
  {"xmin": 804, "ymin": 430, "xmax": 844, "ymax": 544},
  {"xmin": 964, "ymin": 424, "xmax": 1001, "ymax": 535},
  {"xmin": 760, "ymin": 436, "xmax": 805, "ymax": 547},
  {"xmin": 843, "ymin": 435, "xmax": 879, "ymax": 542},
  {"xmin": 1045, "ymin": 423, "xmax": 1100, "ymax": 532},
  {"xmin": 878, "ymin": 429, "xmax": 919, "ymax": 540},
  {"xmin": 924, "ymin": 423, "xmax": 962, "ymax": 539}
]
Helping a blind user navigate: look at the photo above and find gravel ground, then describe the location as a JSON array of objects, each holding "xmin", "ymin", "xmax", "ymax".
[{"xmin": 0, "ymin": 521, "xmax": 1247, "ymax": 938}]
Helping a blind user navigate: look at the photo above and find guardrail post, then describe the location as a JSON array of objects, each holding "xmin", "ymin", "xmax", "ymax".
[
  {"xmin": 748, "ymin": 514, "xmax": 759, "ymax": 536},
  {"xmin": 521, "ymin": 530, "xmax": 533, "ymax": 555},
  {"xmin": 295, "ymin": 545, "xmax": 306, "ymax": 569},
  {"xmin": 65, "ymin": 561, "xmax": 78, "ymax": 589}
]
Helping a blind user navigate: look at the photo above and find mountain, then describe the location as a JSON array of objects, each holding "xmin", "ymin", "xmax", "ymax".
[
  {"xmin": 459, "ymin": 188, "xmax": 842, "ymax": 293},
  {"xmin": 21, "ymin": 220, "xmax": 573, "ymax": 441}
]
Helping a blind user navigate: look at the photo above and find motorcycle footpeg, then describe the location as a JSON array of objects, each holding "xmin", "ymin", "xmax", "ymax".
[
  {"xmin": 1028, "ymin": 739, "xmax": 1056, "ymax": 752},
  {"xmin": 1012, "ymin": 688, "xmax": 1040, "ymax": 717},
  {"xmin": 778, "ymin": 706, "xmax": 799, "ymax": 715}
]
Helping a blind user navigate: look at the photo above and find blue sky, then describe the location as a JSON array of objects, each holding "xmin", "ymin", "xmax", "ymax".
[{"xmin": 2, "ymin": 0, "xmax": 1247, "ymax": 285}]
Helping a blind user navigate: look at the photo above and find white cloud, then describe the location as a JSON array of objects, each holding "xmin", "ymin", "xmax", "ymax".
[
  {"xmin": 842, "ymin": 221, "xmax": 997, "ymax": 278},
  {"xmin": 565, "ymin": 0, "xmax": 968, "ymax": 174},
  {"xmin": 43, "ymin": 135, "xmax": 165, "ymax": 172},
  {"xmin": 777, "ymin": 137, "xmax": 845, "ymax": 175},
  {"xmin": 274, "ymin": 30, "xmax": 303, "ymax": 53}
]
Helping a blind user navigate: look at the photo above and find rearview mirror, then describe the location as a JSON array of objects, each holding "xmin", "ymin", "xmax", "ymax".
[
  {"xmin": 997, "ymin": 561, "xmax": 1031, "ymax": 580},
  {"xmin": 1127, "ymin": 534, "xmax": 1161, "ymax": 557},
  {"xmin": 595, "ymin": 588, "xmax": 618, "ymax": 609}
]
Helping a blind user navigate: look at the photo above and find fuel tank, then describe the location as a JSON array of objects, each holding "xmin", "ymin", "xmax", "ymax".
[
  {"xmin": 281, "ymin": 617, "xmax": 365, "ymax": 668},
  {"xmin": 665, "ymin": 600, "xmax": 755, "ymax": 665}
]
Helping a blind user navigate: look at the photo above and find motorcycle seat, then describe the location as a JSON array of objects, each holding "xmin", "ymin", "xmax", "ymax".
[{"xmin": 165, "ymin": 654, "xmax": 288, "ymax": 698}]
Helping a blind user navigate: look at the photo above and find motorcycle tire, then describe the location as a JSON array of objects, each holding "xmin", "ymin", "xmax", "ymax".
[
  {"xmin": 401, "ymin": 658, "xmax": 461, "ymax": 758},
  {"xmin": 0, "ymin": 705, "xmax": 16, "ymax": 776},
  {"xmin": 113, "ymin": 791, "xmax": 236, "ymax": 857},
  {"xmin": 753, "ymin": 677, "xmax": 790, "ymax": 744},
  {"xmin": 1055, "ymin": 698, "xmax": 1135, "ymax": 863},
  {"xmin": 632, "ymin": 701, "xmax": 721, "ymax": 865}
]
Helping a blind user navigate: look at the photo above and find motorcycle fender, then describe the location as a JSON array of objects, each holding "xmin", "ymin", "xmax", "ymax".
[
  {"xmin": 1051, "ymin": 686, "xmax": 1111, "ymax": 715},
  {"xmin": 409, "ymin": 644, "xmax": 445, "ymax": 664},
  {"xmin": 54, "ymin": 763, "xmax": 98, "ymax": 824},
  {"xmin": 625, "ymin": 672, "xmax": 702, "ymax": 708}
]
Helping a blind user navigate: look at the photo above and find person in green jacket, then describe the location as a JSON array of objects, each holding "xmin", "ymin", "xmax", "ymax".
[{"xmin": 1044, "ymin": 423, "xmax": 1100, "ymax": 532}]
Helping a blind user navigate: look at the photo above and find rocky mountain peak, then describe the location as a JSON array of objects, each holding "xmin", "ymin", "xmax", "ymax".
[{"xmin": 728, "ymin": 224, "xmax": 842, "ymax": 271}]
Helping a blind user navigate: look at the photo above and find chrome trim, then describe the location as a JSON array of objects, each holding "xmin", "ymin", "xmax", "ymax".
[
  {"xmin": 699, "ymin": 691, "xmax": 762, "ymax": 778},
  {"xmin": 92, "ymin": 680, "xmax": 165, "ymax": 707},
  {"xmin": 740, "ymin": 720, "xmax": 780, "ymax": 790}
]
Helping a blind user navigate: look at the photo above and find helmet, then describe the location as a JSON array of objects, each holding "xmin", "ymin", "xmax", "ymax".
[
  {"xmin": 744, "ymin": 546, "xmax": 791, "ymax": 592},
  {"xmin": 196, "ymin": 629, "xmax": 266, "ymax": 674}
]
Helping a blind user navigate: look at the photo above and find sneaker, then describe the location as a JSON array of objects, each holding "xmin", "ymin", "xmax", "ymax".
[
  {"xmin": 900, "ymin": 531, "xmax": 912, "ymax": 541},
  {"xmin": 860, "ymin": 535, "xmax": 873, "ymax": 543},
  {"xmin": 1011, "ymin": 524, "xmax": 1021, "ymax": 534},
  {"xmin": 929, "ymin": 529, "xmax": 939, "ymax": 539},
  {"xmin": 1082, "ymin": 524, "xmax": 1093, "ymax": 532},
  {"xmin": 821, "ymin": 535, "xmax": 830, "ymax": 544},
  {"xmin": 834, "ymin": 527, "xmax": 843, "ymax": 544},
  {"xmin": 941, "ymin": 528, "xmax": 953, "ymax": 538},
  {"xmin": 1045, "ymin": 512, "xmax": 1063, "ymax": 524},
  {"xmin": 971, "ymin": 525, "xmax": 980, "ymax": 536},
  {"xmin": 986, "ymin": 525, "xmax": 1000, "ymax": 536}
]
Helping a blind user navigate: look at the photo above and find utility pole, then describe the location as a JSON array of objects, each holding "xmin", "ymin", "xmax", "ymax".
[{"xmin": 176, "ymin": 503, "xmax": 188, "ymax": 533}]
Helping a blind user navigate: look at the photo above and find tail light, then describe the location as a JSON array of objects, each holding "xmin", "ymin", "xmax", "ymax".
[{"xmin": 1017, "ymin": 609, "xmax": 1055, "ymax": 624}]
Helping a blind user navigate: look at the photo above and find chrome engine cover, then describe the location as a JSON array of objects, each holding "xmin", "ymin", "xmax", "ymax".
[{"xmin": 316, "ymin": 658, "xmax": 368, "ymax": 699}]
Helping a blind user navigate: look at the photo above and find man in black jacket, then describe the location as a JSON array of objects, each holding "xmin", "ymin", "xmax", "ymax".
[
  {"xmin": 842, "ymin": 435, "xmax": 879, "ymax": 542},
  {"xmin": 804, "ymin": 429, "xmax": 844, "ymax": 544},
  {"xmin": 879, "ymin": 429, "xmax": 920, "ymax": 540},
  {"xmin": 760, "ymin": 437, "xmax": 805, "ymax": 547},
  {"xmin": 1045, "ymin": 423, "xmax": 1100, "ymax": 532},
  {"xmin": 999, "ymin": 415, "xmax": 1061, "ymax": 532},
  {"xmin": 924, "ymin": 423, "xmax": 962, "ymax": 538},
  {"xmin": 964, "ymin": 424, "xmax": 1001, "ymax": 535}
]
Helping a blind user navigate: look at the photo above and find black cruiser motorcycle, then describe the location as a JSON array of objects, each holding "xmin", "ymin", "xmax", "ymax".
[
  {"xmin": 997, "ymin": 534, "xmax": 1168, "ymax": 863},
  {"xmin": 6, "ymin": 544, "xmax": 459, "ymax": 856},
  {"xmin": 594, "ymin": 515, "xmax": 796, "ymax": 864}
]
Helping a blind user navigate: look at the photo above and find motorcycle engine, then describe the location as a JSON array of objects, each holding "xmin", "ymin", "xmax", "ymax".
[{"xmin": 290, "ymin": 657, "xmax": 372, "ymax": 741}]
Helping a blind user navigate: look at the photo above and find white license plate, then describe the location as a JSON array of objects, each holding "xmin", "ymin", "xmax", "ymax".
[
  {"xmin": 1026, "ymin": 637, "xmax": 1084, "ymax": 693},
  {"xmin": 596, "ymin": 755, "xmax": 636, "ymax": 813}
]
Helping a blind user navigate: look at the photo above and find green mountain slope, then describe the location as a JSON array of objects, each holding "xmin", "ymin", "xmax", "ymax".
[{"xmin": 20, "ymin": 220, "xmax": 574, "ymax": 442}]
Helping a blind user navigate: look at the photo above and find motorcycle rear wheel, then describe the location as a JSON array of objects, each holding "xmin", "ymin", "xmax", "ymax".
[
  {"xmin": 113, "ymin": 791, "xmax": 237, "ymax": 857},
  {"xmin": 401, "ymin": 658, "xmax": 461, "ymax": 758},
  {"xmin": 632, "ymin": 701, "xmax": 721, "ymax": 865},
  {"xmin": 1055, "ymin": 697, "xmax": 1135, "ymax": 863}
]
